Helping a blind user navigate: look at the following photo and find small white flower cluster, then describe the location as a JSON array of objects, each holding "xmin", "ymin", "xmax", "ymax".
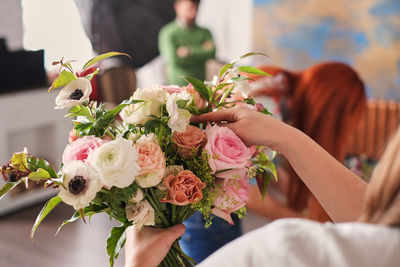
[{"xmin": 120, "ymin": 85, "xmax": 192, "ymax": 132}]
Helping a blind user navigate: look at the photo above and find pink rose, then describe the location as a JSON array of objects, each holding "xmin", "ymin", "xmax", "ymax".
[
  {"xmin": 161, "ymin": 170, "xmax": 206, "ymax": 206},
  {"xmin": 212, "ymin": 178, "xmax": 249, "ymax": 225},
  {"xmin": 134, "ymin": 136, "xmax": 166, "ymax": 188},
  {"xmin": 62, "ymin": 136, "xmax": 106, "ymax": 164},
  {"xmin": 185, "ymin": 84, "xmax": 207, "ymax": 110},
  {"xmin": 205, "ymin": 124, "xmax": 251, "ymax": 179},
  {"xmin": 173, "ymin": 126, "xmax": 207, "ymax": 158}
]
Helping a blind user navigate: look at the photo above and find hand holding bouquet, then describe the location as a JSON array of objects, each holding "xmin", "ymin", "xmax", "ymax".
[{"xmin": 0, "ymin": 52, "xmax": 277, "ymax": 266}]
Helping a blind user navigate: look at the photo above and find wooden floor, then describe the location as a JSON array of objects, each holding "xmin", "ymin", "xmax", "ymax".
[
  {"xmin": 0, "ymin": 202, "xmax": 268, "ymax": 267},
  {"xmin": 0, "ymin": 202, "xmax": 125, "ymax": 267}
]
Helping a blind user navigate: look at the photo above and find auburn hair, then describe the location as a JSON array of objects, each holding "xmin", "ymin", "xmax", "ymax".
[{"xmin": 254, "ymin": 62, "xmax": 366, "ymax": 222}]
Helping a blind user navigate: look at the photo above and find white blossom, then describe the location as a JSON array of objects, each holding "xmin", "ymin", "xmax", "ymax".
[
  {"xmin": 125, "ymin": 200, "xmax": 155, "ymax": 230},
  {"xmin": 88, "ymin": 137, "xmax": 140, "ymax": 188},
  {"xmin": 58, "ymin": 160, "xmax": 102, "ymax": 210},
  {"xmin": 55, "ymin": 78, "xmax": 92, "ymax": 109},
  {"xmin": 166, "ymin": 92, "xmax": 192, "ymax": 132}
]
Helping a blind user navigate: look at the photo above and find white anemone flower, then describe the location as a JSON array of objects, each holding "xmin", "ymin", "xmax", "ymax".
[
  {"xmin": 125, "ymin": 200, "xmax": 155, "ymax": 230},
  {"xmin": 58, "ymin": 160, "xmax": 103, "ymax": 210},
  {"xmin": 88, "ymin": 137, "xmax": 140, "ymax": 188},
  {"xmin": 55, "ymin": 77, "xmax": 92, "ymax": 109}
]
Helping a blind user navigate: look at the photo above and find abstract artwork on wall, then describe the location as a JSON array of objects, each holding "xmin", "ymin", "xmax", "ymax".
[{"xmin": 253, "ymin": 0, "xmax": 400, "ymax": 99}]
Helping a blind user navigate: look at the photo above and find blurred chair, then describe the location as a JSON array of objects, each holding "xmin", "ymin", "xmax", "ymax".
[
  {"xmin": 99, "ymin": 66, "xmax": 136, "ymax": 105},
  {"xmin": 346, "ymin": 100, "xmax": 400, "ymax": 160}
]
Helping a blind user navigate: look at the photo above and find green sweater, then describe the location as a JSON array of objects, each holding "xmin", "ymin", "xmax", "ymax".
[{"xmin": 159, "ymin": 20, "xmax": 216, "ymax": 86}]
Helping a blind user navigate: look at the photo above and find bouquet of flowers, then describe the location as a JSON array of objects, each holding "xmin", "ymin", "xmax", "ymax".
[{"xmin": 0, "ymin": 52, "xmax": 277, "ymax": 267}]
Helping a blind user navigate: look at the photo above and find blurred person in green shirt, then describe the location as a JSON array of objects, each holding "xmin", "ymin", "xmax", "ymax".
[{"xmin": 158, "ymin": 0, "xmax": 216, "ymax": 86}]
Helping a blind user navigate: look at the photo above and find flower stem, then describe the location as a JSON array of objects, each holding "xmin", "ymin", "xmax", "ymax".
[
  {"xmin": 105, "ymin": 129, "xmax": 116, "ymax": 140},
  {"xmin": 147, "ymin": 188, "xmax": 170, "ymax": 227}
]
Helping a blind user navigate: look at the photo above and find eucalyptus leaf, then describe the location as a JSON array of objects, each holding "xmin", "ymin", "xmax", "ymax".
[
  {"xmin": 48, "ymin": 70, "xmax": 77, "ymax": 92},
  {"xmin": 237, "ymin": 66, "xmax": 271, "ymax": 76},
  {"xmin": 184, "ymin": 76, "xmax": 210, "ymax": 101},
  {"xmin": 107, "ymin": 224, "xmax": 128, "ymax": 267},
  {"xmin": 82, "ymin": 52, "xmax": 131, "ymax": 71},
  {"xmin": 31, "ymin": 196, "xmax": 62, "ymax": 240},
  {"xmin": 0, "ymin": 177, "xmax": 28, "ymax": 200}
]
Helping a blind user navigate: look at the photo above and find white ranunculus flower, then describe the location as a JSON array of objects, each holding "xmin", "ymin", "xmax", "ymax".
[
  {"xmin": 125, "ymin": 200, "xmax": 155, "ymax": 230},
  {"xmin": 129, "ymin": 188, "xmax": 144, "ymax": 203},
  {"xmin": 120, "ymin": 85, "xmax": 168, "ymax": 125},
  {"xmin": 88, "ymin": 137, "xmax": 140, "ymax": 188},
  {"xmin": 58, "ymin": 160, "xmax": 103, "ymax": 210},
  {"xmin": 166, "ymin": 92, "xmax": 192, "ymax": 132},
  {"xmin": 55, "ymin": 77, "xmax": 92, "ymax": 109}
]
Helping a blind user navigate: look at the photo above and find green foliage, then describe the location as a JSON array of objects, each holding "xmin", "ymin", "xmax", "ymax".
[
  {"xmin": 0, "ymin": 178, "xmax": 28, "ymax": 200},
  {"xmin": 28, "ymin": 168, "xmax": 51, "ymax": 181},
  {"xmin": 219, "ymin": 52, "xmax": 269, "ymax": 78},
  {"xmin": 31, "ymin": 196, "xmax": 62, "ymax": 240},
  {"xmin": 82, "ymin": 52, "xmax": 131, "ymax": 71},
  {"xmin": 252, "ymin": 149, "xmax": 277, "ymax": 199},
  {"xmin": 184, "ymin": 76, "xmax": 210, "ymax": 102},
  {"xmin": 66, "ymin": 104, "xmax": 93, "ymax": 119},
  {"xmin": 56, "ymin": 204, "xmax": 109, "ymax": 235},
  {"xmin": 10, "ymin": 152, "xmax": 29, "ymax": 171},
  {"xmin": 48, "ymin": 70, "xmax": 77, "ymax": 92},
  {"xmin": 27, "ymin": 156, "xmax": 58, "ymax": 178},
  {"xmin": 233, "ymin": 206, "xmax": 247, "ymax": 219},
  {"xmin": 185, "ymin": 149, "xmax": 217, "ymax": 225},
  {"xmin": 237, "ymin": 66, "xmax": 271, "ymax": 76},
  {"xmin": 107, "ymin": 224, "xmax": 128, "ymax": 267}
]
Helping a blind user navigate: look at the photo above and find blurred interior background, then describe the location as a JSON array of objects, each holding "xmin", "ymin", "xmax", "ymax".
[{"xmin": 0, "ymin": 0, "xmax": 399, "ymax": 266}]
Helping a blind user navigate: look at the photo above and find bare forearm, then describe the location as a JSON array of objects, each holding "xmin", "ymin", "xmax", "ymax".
[{"xmin": 274, "ymin": 125, "xmax": 367, "ymax": 222}]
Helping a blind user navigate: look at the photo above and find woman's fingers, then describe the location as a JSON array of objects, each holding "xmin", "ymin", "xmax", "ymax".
[
  {"xmin": 191, "ymin": 108, "xmax": 237, "ymax": 123},
  {"xmin": 163, "ymin": 224, "xmax": 186, "ymax": 244}
]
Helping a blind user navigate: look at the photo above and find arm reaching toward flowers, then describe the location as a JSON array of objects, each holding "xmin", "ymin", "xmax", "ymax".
[
  {"xmin": 124, "ymin": 224, "xmax": 185, "ymax": 267},
  {"xmin": 191, "ymin": 107, "xmax": 368, "ymax": 222}
]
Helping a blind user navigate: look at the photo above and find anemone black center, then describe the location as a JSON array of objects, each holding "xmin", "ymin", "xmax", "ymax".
[
  {"xmin": 68, "ymin": 175, "xmax": 86, "ymax": 195},
  {"xmin": 69, "ymin": 89, "xmax": 84, "ymax": 100}
]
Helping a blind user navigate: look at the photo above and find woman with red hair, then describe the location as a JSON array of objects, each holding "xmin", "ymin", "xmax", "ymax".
[{"xmin": 248, "ymin": 62, "xmax": 367, "ymax": 222}]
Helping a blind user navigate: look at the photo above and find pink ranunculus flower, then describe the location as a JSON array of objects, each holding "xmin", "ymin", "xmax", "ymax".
[
  {"xmin": 212, "ymin": 177, "xmax": 250, "ymax": 225},
  {"xmin": 62, "ymin": 136, "xmax": 106, "ymax": 164},
  {"xmin": 134, "ymin": 134, "xmax": 166, "ymax": 188},
  {"xmin": 205, "ymin": 124, "xmax": 251, "ymax": 179}
]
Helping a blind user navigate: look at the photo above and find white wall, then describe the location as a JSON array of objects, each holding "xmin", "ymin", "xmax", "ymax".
[
  {"xmin": 197, "ymin": 0, "xmax": 253, "ymax": 64},
  {"xmin": 0, "ymin": 0, "xmax": 23, "ymax": 50}
]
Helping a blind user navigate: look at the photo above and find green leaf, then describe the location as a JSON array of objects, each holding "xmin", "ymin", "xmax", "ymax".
[
  {"xmin": 65, "ymin": 104, "xmax": 93, "ymax": 120},
  {"xmin": 265, "ymin": 160, "xmax": 277, "ymax": 181},
  {"xmin": 107, "ymin": 225, "xmax": 128, "ymax": 267},
  {"xmin": 238, "ymin": 66, "xmax": 271, "ymax": 76},
  {"xmin": 48, "ymin": 70, "xmax": 77, "ymax": 92},
  {"xmin": 0, "ymin": 178, "xmax": 28, "ymax": 200},
  {"xmin": 177, "ymin": 99, "xmax": 190, "ymax": 109},
  {"xmin": 28, "ymin": 168, "xmax": 51, "ymax": 181},
  {"xmin": 219, "ymin": 52, "xmax": 269, "ymax": 78},
  {"xmin": 256, "ymin": 171, "xmax": 272, "ymax": 200},
  {"xmin": 219, "ymin": 63, "xmax": 234, "ymax": 78},
  {"xmin": 84, "ymin": 68, "xmax": 99, "ymax": 81},
  {"xmin": 184, "ymin": 76, "xmax": 210, "ymax": 101},
  {"xmin": 82, "ymin": 52, "xmax": 131, "ymax": 71},
  {"xmin": 31, "ymin": 196, "xmax": 62, "ymax": 240},
  {"xmin": 214, "ymin": 82, "xmax": 233, "ymax": 92},
  {"xmin": 27, "ymin": 156, "xmax": 58, "ymax": 178},
  {"xmin": 56, "ymin": 205, "xmax": 109, "ymax": 235},
  {"xmin": 10, "ymin": 152, "xmax": 29, "ymax": 171}
]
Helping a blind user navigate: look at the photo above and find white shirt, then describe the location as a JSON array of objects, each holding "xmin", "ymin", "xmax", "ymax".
[{"xmin": 198, "ymin": 218, "xmax": 400, "ymax": 267}]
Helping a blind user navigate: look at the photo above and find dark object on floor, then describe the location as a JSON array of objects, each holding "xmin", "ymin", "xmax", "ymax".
[{"xmin": 0, "ymin": 38, "xmax": 47, "ymax": 93}]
